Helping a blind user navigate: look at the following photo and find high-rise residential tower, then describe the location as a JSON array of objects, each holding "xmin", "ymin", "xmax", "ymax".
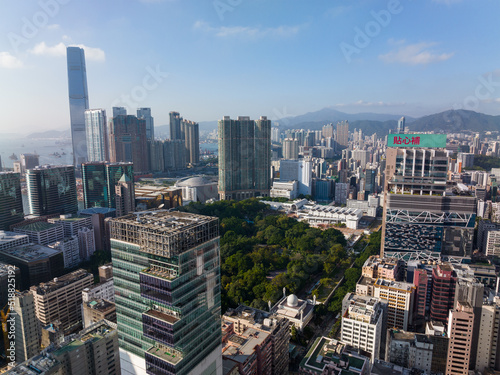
[
  {"xmin": 110, "ymin": 211, "xmax": 222, "ymax": 375},
  {"xmin": 336, "ymin": 120, "xmax": 349, "ymax": 148},
  {"xmin": 0, "ymin": 172, "xmax": 24, "ymax": 230},
  {"xmin": 137, "ymin": 108, "xmax": 154, "ymax": 141},
  {"xmin": 109, "ymin": 115, "xmax": 148, "ymax": 173},
  {"xmin": 27, "ymin": 165, "xmax": 78, "ymax": 217},
  {"xmin": 181, "ymin": 119, "xmax": 199, "ymax": 165},
  {"xmin": 169, "ymin": 111, "xmax": 182, "ymax": 140},
  {"xmin": 218, "ymin": 116, "xmax": 271, "ymax": 201},
  {"xmin": 282, "ymin": 138, "xmax": 299, "ymax": 160},
  {"xmin": 113, "ymin": 106, "xmax": 127, "ymax": 117},
  {"xmin": 67, "ymin": 47, "xmax": 89, "ymax": 167},
  {"xmin": 85, "ymin": 109, "xmax": 109, "ymax": 162}
]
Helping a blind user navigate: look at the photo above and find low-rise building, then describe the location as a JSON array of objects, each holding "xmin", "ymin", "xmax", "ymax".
[
  {"xmin": 385, "ymin": 329, "xmax": 433, "ymax": 373},
  {"xmin": 0, "ymin": 230, "xmax": 29, "ymax": 251},
  {"xmin": 270, "ymin": 181, "xmax": 299, "ymax": 200},
  {"xmin": 272, "ymin": 293, "xmax": 315, "ymax": 331},
  {"xmin": 296, "ymin": 205, "xmax": 363, "ymax": 229},
  {"xmin": 82, "ymin": 278, "xmax": 115, "ymax": 303},
  {"xmin": 362, "ymin": 256, "xmax": 404, "ymax": 281},
  {"xmin": 13, "ymin": 222, "xmax": 64, "ymax": 246},
  {"xmin": 82, "ymin": 299, "xmax": 116, "ymax": 329}
]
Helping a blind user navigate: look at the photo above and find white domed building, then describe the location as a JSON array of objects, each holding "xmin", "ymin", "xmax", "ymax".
[
  {"xmin": 271, "ymin": 289, "xmax": 315, "ymax": 331},
  {"xmin": 175, "ymin": 176, "xmax": 218, "ymax": 204}
]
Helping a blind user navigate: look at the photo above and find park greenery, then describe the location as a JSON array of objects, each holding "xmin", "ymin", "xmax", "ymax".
[
  {"xmin": 463, "ymin": 155, "xmax": 500, "ymax": 171},
  {"xmin": 178, "ymin": 198, "xmax": 351, "ymax": 312}
]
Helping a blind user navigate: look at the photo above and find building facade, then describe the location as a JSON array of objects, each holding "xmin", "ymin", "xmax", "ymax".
[
  {"xmin": 109, "ymin": 115, "xmax": 148, "ymax": 173},
  {"xmin": 137, "ymin": 108, "xmax": 154, "ymax": 141},
  {"xmin": 85, "ymin": 109, "xmax": 109, "ymax": 162},
  {"xmin": 0, "ymin": 172, "xmax": 24, "ymax": 230}
]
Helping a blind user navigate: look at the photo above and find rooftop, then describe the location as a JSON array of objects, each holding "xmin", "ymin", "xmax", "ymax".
[
  {"xmin": 1, "ymin": 243, "xmax": 61, "ymax": 262},
  {"xmin": 32, "ymin": 269, "xmax": 92, "ymax": 295},
  {"xmin": 374, "ymin": 278, "xmax": 415, "ymax": 292},
  {"xmin": 84, "ymin": 299, "xmax": 115, "ymax": 312},
  {"xmin": 0, "ymin": 231, "xmax": 29, "ymax": 244},
  {"xmin": 14, "ymin": 221, "xmax": 61, "ymax": 232}
]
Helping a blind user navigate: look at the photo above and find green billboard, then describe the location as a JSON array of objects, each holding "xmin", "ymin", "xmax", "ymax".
[{"xmin": 387, "ymin": 134, "xmax": 447, "ymax": 148}]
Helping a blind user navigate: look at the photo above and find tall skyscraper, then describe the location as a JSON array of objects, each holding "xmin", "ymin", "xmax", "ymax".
[
  {"xmin": 181, "ymin": 119, "xmax": 199, "ymax": 165},
  {"xmin": 67, "ymin": 47, "xmax": 89, "ymax": 167},
  {"xmin": 382, "ymin": 147, "xmax": 476, "ymax": 261},
  {"xmin": 137, "ymin": 108, "xmax": 154, "ymax": 141},
  {"xmin": 169, "ymin": 111, "xmax": 182, "ymax": 140},
  {"xmin": 397, "ymin": 116, "xmax": 406, "ymax": 133},
  {"xmin": 20, "ymin": 153, "xmax": 40, "ymax": 174},
  {"xmin": 336, "ymin": 120, "xmax": 349, "ymax": 148},
  {"xmin": 109, "ymin": 115, "xmax": 148, "ymax": 172},
  {"xmin": 218, "ymin": 116, "xmax": 271, "ymax": 201},
  {"xmin": 113, "ymin": 106, "xmax": 127, "ymax": 117},
  {"xmin": 85, "ymin": 109, "xmax": 109, "ymax": 162},
  {"xmin": 27, "ymin": 165, "xmax": 78, "ymax": 217},
  {"xmin": 0, "ymin": 172, "xmax": 24, "ymax": 230},
  {"xmin": 446, "ymin": 301, "xmax": 474, "ymax": 375},
  {"xmin": 163, "ymin": 140, "xmax": 186, "ymax": 170},
  {"xmin": 82, "ymin": 161, "xmax": 134, "ymax": 209},
  {"xmin": 282, "ymin": 138, "xmax": 299, "ymax": 160},
  {"xmin": 110, "ymin": 211, "xmax": 222, "ymax": 375}
]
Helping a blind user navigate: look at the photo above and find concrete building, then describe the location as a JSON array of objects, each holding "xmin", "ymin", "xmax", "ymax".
[
  {"xmin": 0, "ymin": 231, "xmax": 29, "ymax": 252},
  {"xmin": 30, "ymin": 269, "xmax": 94, "ymax": 334},
  {"xmin": 218, "ymin": 116, "xmax": 271, "ymax": 201},
  {"xmin": 341, "ymin": 294, "xmax": 384, "ymax": 362},
  {"xmin": 270, "ymin": 181, "xmax": 299, "ymax": 200},
  {"xmin": 135, "ymin": 185, "xmax": 183, "ymax": 210},
  {"xmin": 181, "ymin": 119, "xmax": 200, "ymax": 165},
  {"xmin": 48, "ymin": 236, "xmax": 80, "ymax": 269},
  {"xmin": 485, "ymin": 229, "xmax": 500, "ymax": 256},
  {"xmin": 47, "ymin": 214, "xmax": 93, "ymax": 238},
  {"xmin": 279, "ymin": 159, "xmax": 313, "ymax": 197},
  {"xmin": 85, "ymin": 109, "xmax": 109, "ymax": 162},
  {"xmin": 299, "ymin": 337, "xmax": 370, "ymax": 375},
  {"xmin": 335, "ymin": 183, "xmax": 349, "ymax": 205},
  {"xmin": 282, "ymin": 138, "xmax": 299, "ymax": 160},
  {"xmin": 98, "ymin": 264, "xmax": 113, "ymax": 282},
  {"xmin": 296, "ymin": 205, "xmax": 363, "ymax": 229},
  {"xmin": 446, "ymin": 301, "xmax": 474, "ymax": 375},
  {"xmin": 362, "ymin": 256, "xmax": 403, "ymax": 281},
  {"xmin": 82, "ymin": 278, "xmax": 115, "ymax": 303},
  {"xmin": 110, "ymin": 211, "xmax": 223, "ymax": 375},
  {"xmin": 77, "ymin": 227, "xmax": 95, "ymax": 261},
  {"xmin": 272, "ymin": 293, "xmax": 315, "ymax": 331},
  {"xmin": 114, "ymin": 174, "xmax": 135, "ymax": 217},
  {"xmin": 175, "ymin": 176, "xmax": 218, "ymax": 204},
  {"xmin": 223, "ymin": 305, "xmax": 290, "ymax": 375},
  {"xmin": 13, "ymin": 221, "xmax": 64, "ymax": 246},
  {"xmin": 0, "ymin": 172, "xmax": 24, "ymax": 230},
  {"xmin": 385, "ymin": 329, "xmax": 433, "ymax": 373},
  {"xmin": 336, "ymin": 121, "xmax": 349, "ymax": 148},
  {"xmin": 475, "ymin": 297, "xmax": 500, "ymax": 372},
  {"xmin": 10, "ymin": 291, "xmax": 41, "ymax": 364},
  {"xmin": 373, "ymin": 279, "xmax": 415, "ymax": 331},
  {"xmin": 430, "ymin": 264, "xmax": 456, "ymax": 323},
  {"xmin": 109, "ymin": 114, "xmax": 148, "ymax": 173},
  {"xmin": 137, "ymin": 107, "xmax": 154, "ymax": 141},
  {"xmin": 79, "ymin": 207, "xmax": 116, "ymax": 252},
  {"xmin": 82, "ymin": 299, "xmax": 116, "ymax": 329},
  {"xmin": 425, "ymin": 321, "xmax": 449, "ymax": 375},
  {"xmin": 0, "ymin": 243, "xmax": 64, "ymax": 290}
]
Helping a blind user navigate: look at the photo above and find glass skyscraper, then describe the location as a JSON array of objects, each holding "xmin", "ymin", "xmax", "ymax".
[
  {"xmin": 82, "ymin": 162, "xmax": 134, "ymax": 209},
  {"xmin": 218, "ymin": 116, "xmax": 271, "ymax": 201},
  {"xmin": 0, "ymin": 172, "xmax": 24, "ymax": 230},
  {"xmin": 85, "ymin": 109, "xmax": 108, "ymax": 162},
  {"xmin": 67, "ymin": 47, "xmax": 90, "ymax": 167},
  {"xmin": 27, "ymin": 165, "xmax": 78, "ymax": 216},
  {"xmin": 110, "ymin": 211, "xmax": 222, "ymax": 375}
]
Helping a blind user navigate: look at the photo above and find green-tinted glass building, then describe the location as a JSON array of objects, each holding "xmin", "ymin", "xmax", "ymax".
[
  {"xmin": 110, "ymin": 211, "xmax": 222, "ymax": 375},
  {"xmin": 0, "ymin": 172, "xmax": 24, "ymax": 230},
  {"xmin": 82, "ymin": 162, "xmax": 134, "ymax": 209},
  {"xmin": 27, "ymin": 165, "xmax": 78, "ymax": 217},
  {"xmin": 218, "ymin": 116, "xmax": 271, "ymax": 201}
]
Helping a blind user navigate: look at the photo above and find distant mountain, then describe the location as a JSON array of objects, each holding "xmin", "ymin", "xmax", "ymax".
[
  {"xmin": 26, "ymin": 129, "xmax": 71, "ymax": 139},
  {"xmin": 279, "ymin": 107, "xmax": 413, "ymax": 129},
  {"xmin": 408, "ymin": 110, "xmax": 500, "ymax": 133}
]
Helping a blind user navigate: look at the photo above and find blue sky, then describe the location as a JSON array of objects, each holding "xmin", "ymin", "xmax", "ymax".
[{"xmin": 1, "ymin": 0, "xmax": 499, "ymax": 134}]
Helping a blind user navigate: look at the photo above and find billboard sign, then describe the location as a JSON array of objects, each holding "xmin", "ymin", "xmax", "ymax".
[{"xmin": 387, "ymin": 134, "xmax": 447, "ymax": 148}]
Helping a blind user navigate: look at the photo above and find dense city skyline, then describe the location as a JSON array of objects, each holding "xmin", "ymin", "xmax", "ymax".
[{"xmin": 1, "ymin": 1, "xmax": 500, "ymax": 133}]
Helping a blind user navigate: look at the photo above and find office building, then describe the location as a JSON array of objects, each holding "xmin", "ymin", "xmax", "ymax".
[
  {"xmin": 137, "ymin": 107, "xmax": 154, "ymax": 141},
  {"xmin": 82, "ymin": 161, "xmax": 134, "ymax": 209},
  {"xmin": 182, "ymin": 119, "xmax": 200, "ymax": 165},
  {"xmin": 169, "ymin": 111, "xmax": 182, "ymax": 140},
  {"xmin": 0, "ymin": 172, "xmax": 24, "ymax": 230},
  {"xmin": 397, "ymin": 117, "xmax": 405, "ymax": 133},
  {"xmin": 476, "ymin": 298, "xmax": 500, "ymax": 372},
  {"xmin": 430, "ymin": 264, "xmax": 456, "ymax": 323},
  {"xmin": 0, "ymin": 243, "xmax": 64, "ymax": 290},
  {"xmin": 446, "ymin": 301, "xmax": 474, "ymax": 375},
  {"xmin": 335, "ymin": 120, "xmax": 349, "ymax": 148},
  {"xmin": 114, "ymin": 174, "xmax": 135, "ymax": 217},
  {"xmin": 485, "ymin": 229, "xmax": 500, "ymax": 256},
  {"xmin": 223, "ymin": 305, "xmax": 289, "ymax": 375},
  {"xmin": 85, "ymin": 109, "xmax": 109, "ymax": 162},
  {"xmin": 373, "ymin": 279, "xmax": 415, "ymax": 331},
  {"xmin": 51, "ymin": 320, "xmax": 121, "ymax": 375},
  {"xmin": 78, "ymin": 226, "xmax": 96, "ymax": 260},
  {"xmin": 67, "ymin": 46, "xmax": 89, "ymax": 167},
  {"xmin": 82, "ymin": 299, "xmax": 116, "ymax": 329},
  {"xmin": 282, "ymin": 138, "xmax": 299, "ymax": 160},
  {"xmin": 279, "ymin": 159, "xmax": 313, "ymax": 196},
  {"xmin": 110, "ymin": 211, "xmax": 222, "ymax": 375},
  {"xmin": 20, "ymin": 153, "xmax": 40, "ymax": 174},
  {"xmin": 10, "ymin": 291, "xmax": 41, "ymax": 364},
  {"xmin": 79, "ymin": 207, "xmax": 116, "ymax": 252},
  {"xmin": 82, "ymin": 278, "xmax": 115, "ymax": 303},
  {"xmin": 362, "ymin": 256, "xmax": 403, "ymax": 281},
  {"xmin": 113, "ymin": 106, "xmax": 127, "ymax": 117},
  {"xmin": 48, "ymin": 236, "xmax": 80, "ymax": 269},
  {"xmin": 382, "ymin": 148, "xmax": 476, "ymax": 261},
  {"xmin": 413, "ymin": 268, "xmax": 429, "ymax": 322},
  {"xmin": 13, "ymin": 221, "xmax": 64, "ymax": 246},
  {"xmin": 341, "ymin": 294, "xmax": 384, "ymax": 362},
  {"xmin": 385, "ymin": 329, "xmax": 433, "ymax": 374},
  {"xmin": 109, "ymin": 115, "xmax": 148, "ymax": 172},
  {"xmin": 31, "ymin": 269, "xmax": 94, "ymax": 334},
  {"xmin": 48, "ymin": 214, "xmax": 93, "ymax": 237},
  {"xmin": 27, "ymin": 165, "xmax": 78, "ymax": 217},
  {"xmin": 218, "ymin": 116, "xmax": 271, "ymax": 201}
]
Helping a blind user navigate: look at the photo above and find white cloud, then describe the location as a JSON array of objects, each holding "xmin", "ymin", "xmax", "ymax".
[
  {"xmin": 379, "ymin": 42, "xmax": 454, "ymax": 65},
  {"xmin": 29, "ymin": 42, "xmax": 105, "ymax": 62},
  {"xmin": 0, "ymin": 51, "xmax": 23, "ymax": 69},
  {"xmin": 193, "ymin": 21, "xmax": 301, "ymax": 38}
]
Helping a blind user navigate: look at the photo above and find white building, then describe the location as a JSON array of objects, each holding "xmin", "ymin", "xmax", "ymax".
[
  {"xmin": 85, "ymin": 109, "xmax": 108, "ymax": 162},
  {"xmin": 485, "ymin": 230, "xmax": 500, "ymax": 256},
  {"xmin": 175, "ymin": 176, "xmax": 218, "ymax": 204},
  {"xmin": 82, "ymin": 278, "xmax": 115, "ymax": 303},
  {"xmin": 78, "ymin": 227, "xmax": 95, "ymax": 261},
  {"xmin": 373, "ymin": 279, "xmax": 415, "ymax": 331},
  {"xmin": 475, "ymin": 297, "xmax": 500, "ymax": 372},
  {"xmin": 341, "ymin": 294, "xmax": 383, "ymax": 362},
  {"xmin": 270, "ymin": 181, "xmax": 299, "ymax": 200},
  {"xmin": 0, "ymin": 231, "xmax": 29, "ymax": 251},
  {"xmin": 48, "ymin": 236, "xmax": 80, "ymax": 269},
  {"xmin": 279, "ymin": 159, "xmax": 312, "ymax": 196},
  {"xmin": 272, "ymin": 293, "xmax": 314, "ymax": 331},
  {"xmin": 296, "ymin": 205, "xmax": 363, "ymax": 229}
]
